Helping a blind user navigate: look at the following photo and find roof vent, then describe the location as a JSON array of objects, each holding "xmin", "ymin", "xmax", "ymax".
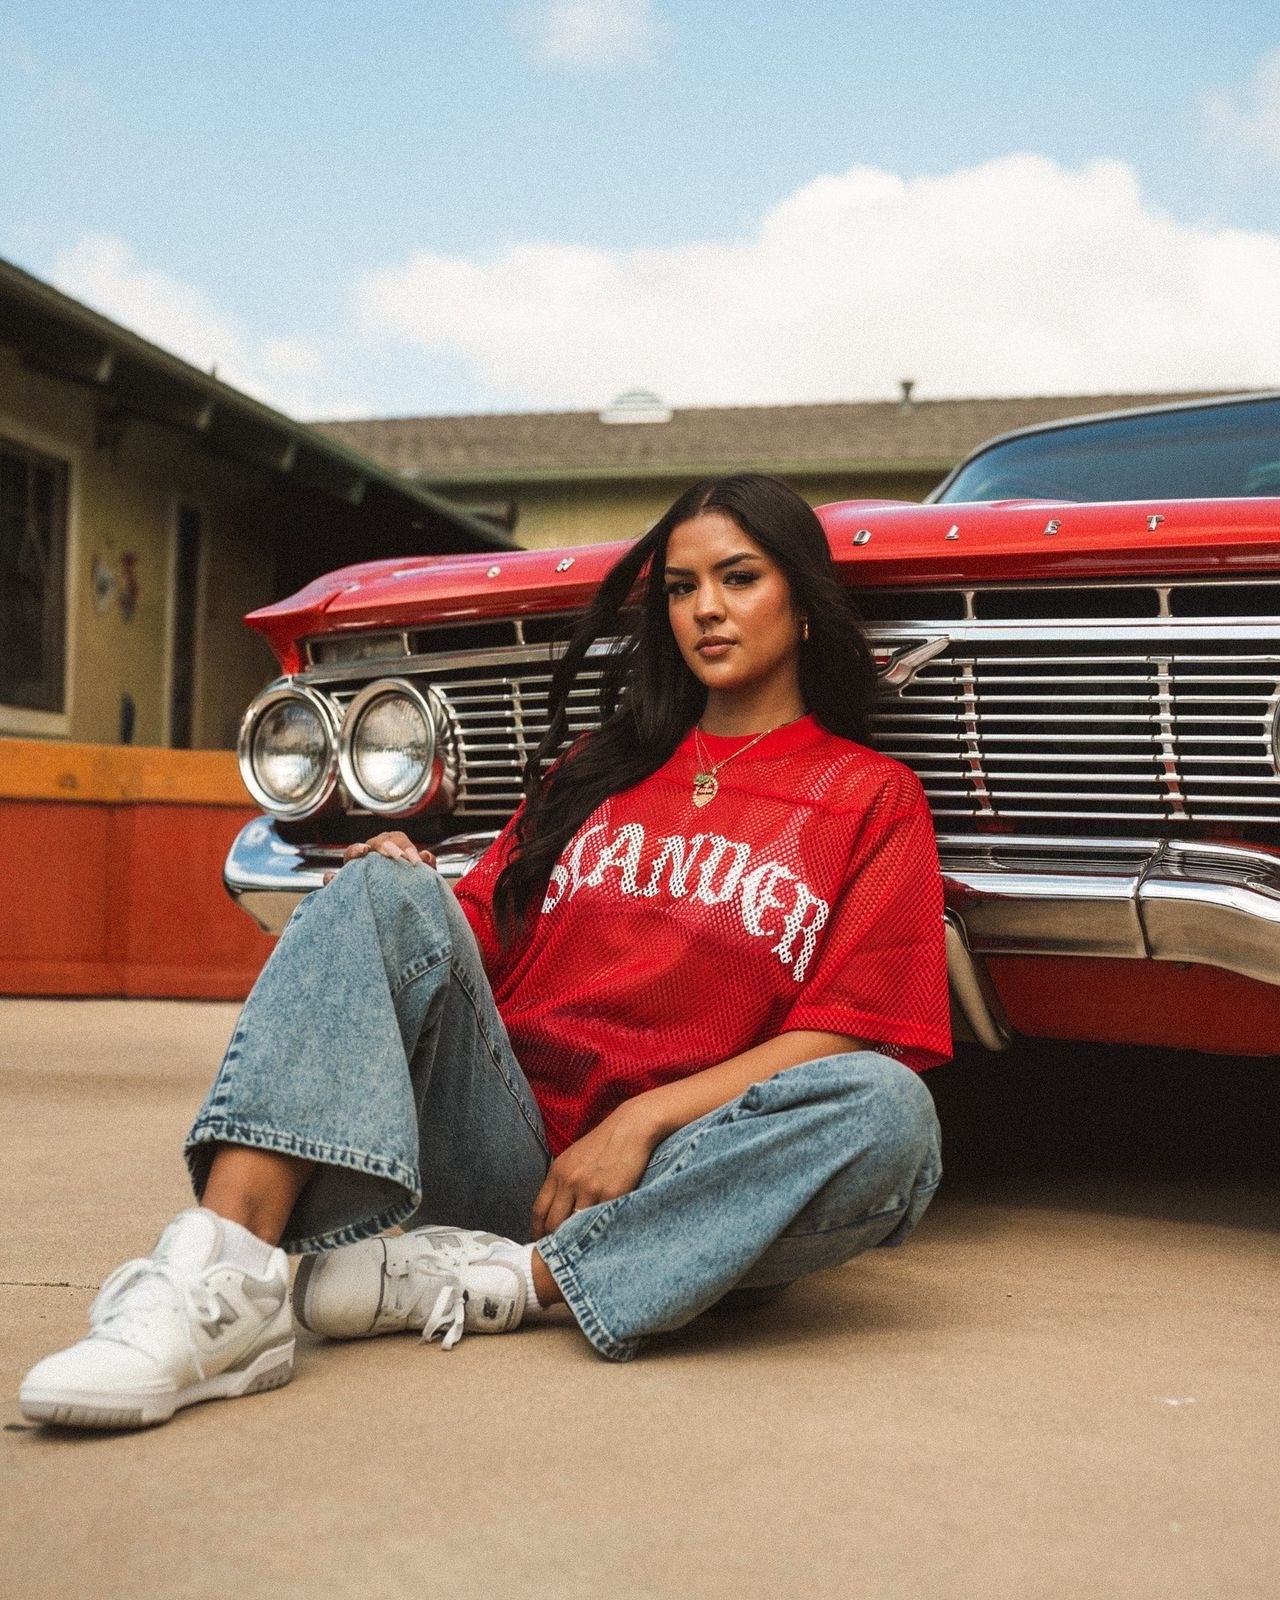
[
  {"xmin": 599, "ymin": 388, "xmax": 673, "ymax": 425},
  {"xmin": 898, "ymin": 379, "xmax": 915, "ymax": 412}
]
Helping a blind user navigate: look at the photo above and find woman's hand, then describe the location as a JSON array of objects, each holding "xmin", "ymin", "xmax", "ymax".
[
  {"xmin": 531, "ymin": 1099, "xmax": 664, "ymax": 1238},
  {"xmin": 528, "ymin": 1032, "xmax": 869, "ymax": 1235},
  {"xmin": 322, "ymin": 831, "xmax": 436, "ymax": 885}
]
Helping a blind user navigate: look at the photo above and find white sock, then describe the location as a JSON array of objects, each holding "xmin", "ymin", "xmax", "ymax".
[
  {"xmin": 518, "ymin": 1245, "xmax": 546, "ymax": 1313},
  {"xmin": 487, "ymin": 1240, "xmax": 547, "ymax": 1317},
  {"xmin": 203, "ymin": 1209, "xmax": 279, "ymax": 1277}
]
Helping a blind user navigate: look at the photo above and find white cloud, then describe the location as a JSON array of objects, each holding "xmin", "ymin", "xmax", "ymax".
[
  {"xmin": 534, "ymin": 0, "xmax": 660, "ymax": 66},
  {"xmin": 49, "ymin": 234, "xmax": 369, "ymax": 418},
  {"xmin": 54, "ymin": 234, "xmax": 244, "ymax": 375},
  {"xmin": 3, "ymin": 31, "xmax": 101, "ymax": 115},
  {"xmin": 45, "ymin": 154, "xmax": 1280, "ymax": 428},
  {"xmin": 354, "ymin": 154, "xmax": 1280, "ymax": 409},
  {"xmin": 1204, "ymin": 48, "xmax": 1280, "ymax": 164}
]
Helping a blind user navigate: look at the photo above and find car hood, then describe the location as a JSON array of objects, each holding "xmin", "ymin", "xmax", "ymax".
[{"xmin": 246, "ymin": 497, "xmax": 1280, "ymax": 671}]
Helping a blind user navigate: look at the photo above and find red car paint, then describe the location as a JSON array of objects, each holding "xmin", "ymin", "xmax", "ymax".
[
  {"xmin": 247, "ymin": 497, "xmax": 1280, "ymax": 669},
  {"xmin": 236, "ymin": 484, "xmax": 1280, "ymax": 1057}
]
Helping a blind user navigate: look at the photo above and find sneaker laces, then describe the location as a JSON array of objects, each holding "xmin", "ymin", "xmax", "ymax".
[
  {"xmin": 417, "ymin": 1284, "xmax": 466, "ymax": 1351},
  {"xmin": 380, "ymin": 1251, "xmax": 468, "ymax": 1351},
  {"xmin": 88, "ymin": 1259, "xmax": 222, "ymax": 1347}
]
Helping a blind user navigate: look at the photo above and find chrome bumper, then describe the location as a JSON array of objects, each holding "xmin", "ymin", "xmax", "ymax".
[
  {"xmin": 223, "ymin": 819, "xmax": 499, "ymax": 933},
  {"xmin": 224, "ymin": 820, "xmax": 1280, "ymax": 1052},
  {"xmin": 938, "ymin": 834, "xmax": 1280, "ymax": 985}
]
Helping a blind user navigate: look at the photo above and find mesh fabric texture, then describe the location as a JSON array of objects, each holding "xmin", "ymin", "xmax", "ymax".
[{"xmin": 456, "ymin": 715, "xmax": 951, "ymax": 1154}]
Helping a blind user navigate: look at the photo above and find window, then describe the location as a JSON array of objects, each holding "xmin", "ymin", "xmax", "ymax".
[
  {"xmin": 0, "ymin": 437, "xmax": 68, "ymax": 713},
  {"xmin": 169, "ymin": 502, "xmax": 203, "ymax": 748},
  {"xmin": 934, "ymin": 396, "xmax": 1280, "ymax": 505}
]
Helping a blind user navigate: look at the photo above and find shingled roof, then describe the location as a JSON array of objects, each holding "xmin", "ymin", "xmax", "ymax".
[{"xmin": 315, "ymin": 390, "xmax": 1246, "ymax": 484}]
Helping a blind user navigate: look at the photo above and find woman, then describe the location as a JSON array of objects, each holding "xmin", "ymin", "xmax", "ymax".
[{"xmin": 21, "ymin": 473, "xmax": 950, "ymax": 1429}]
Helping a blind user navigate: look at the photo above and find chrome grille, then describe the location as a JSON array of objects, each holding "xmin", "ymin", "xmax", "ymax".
[
  {"xmin": 443, "ymin": 668, "xmax": 602, "ymax": 812},
  {"xmin": 877, "ymin": 639, "xmax": 1280, "ymax": 823},
  {"xmin": 305, "ymin": 587, "xmax": 1280, "ymax": 833}
]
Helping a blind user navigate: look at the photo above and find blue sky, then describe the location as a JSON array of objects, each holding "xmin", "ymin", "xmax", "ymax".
[{"xmin": 4, "ymin": 1, "xmax": 1280, "ymax": 417}]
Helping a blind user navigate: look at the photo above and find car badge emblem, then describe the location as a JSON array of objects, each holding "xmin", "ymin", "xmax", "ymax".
[{"xmin": 874, "ymin": 637, "xmax": 952, "ymax": 690}]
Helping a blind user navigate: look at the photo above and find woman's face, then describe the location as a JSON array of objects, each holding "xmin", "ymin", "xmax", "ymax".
[{"xmin": 663, "ymin": 509, "xmax": 805, "ymax": 725}]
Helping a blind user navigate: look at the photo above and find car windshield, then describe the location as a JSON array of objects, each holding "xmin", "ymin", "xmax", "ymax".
[{"xmin": 933, "ymin": 396, "xmax": 1280, "ymax": 504}]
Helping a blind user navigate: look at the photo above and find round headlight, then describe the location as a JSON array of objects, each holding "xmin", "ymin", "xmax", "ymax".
[
  {"xmin": 339, "ymin": 680, "xmax": 457, "ymax": 816},
  {"xmin": 238, "ymin": 686, "xmax": 337, "ymax": 818},
  {"xmin": 352, "ymin": 693, "xmax": 430, "ymax": 805}
]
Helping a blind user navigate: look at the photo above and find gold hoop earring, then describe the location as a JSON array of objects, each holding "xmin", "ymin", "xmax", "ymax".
[{"xmin": 800, "ymin": 618, "xmax": 810, "ymax": 642}]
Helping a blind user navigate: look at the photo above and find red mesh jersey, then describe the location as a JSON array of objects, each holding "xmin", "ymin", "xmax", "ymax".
[{"xmin": 456, "ymin": 715, "xmax": 951, "ymax": 1153}]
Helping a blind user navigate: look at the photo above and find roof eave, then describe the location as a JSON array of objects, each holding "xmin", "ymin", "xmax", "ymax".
[{"xmin": 0, "ymin": 255, "xmax": 512, "ymax": 552}]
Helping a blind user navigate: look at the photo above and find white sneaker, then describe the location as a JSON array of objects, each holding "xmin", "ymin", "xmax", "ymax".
[
  {"xmin": 293, "ymin": 1226, "xmax": 528, "ymax": 1350},
  {"xmin": 19, "ymin": 1210, "xmax": 295, "ymax": 1430}
]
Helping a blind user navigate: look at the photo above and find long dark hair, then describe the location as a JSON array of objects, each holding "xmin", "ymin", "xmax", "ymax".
[{"xmin": 492, "ymin": 473, "xmax": 876, "ymax": 938}]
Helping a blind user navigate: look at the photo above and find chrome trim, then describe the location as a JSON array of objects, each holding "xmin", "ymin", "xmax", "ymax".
[
  {"xmin": 223, "ymin": 819, "xmax": 495, "ymax": 933},
  {"xmin": 937, "ymin": 832, "xmax": 1280, "ymax": 988},
  {"xmin": 337, "ymin": 678, "xmax": 459, "ymax": 817},
  {"xmin": 307, "ymin": 631, "xmax": 411, "ymax": 666},
  {"xmin": 236, "ymin": 684, "xmax": 339, "ymax": 821},
  {"xmin": 878, "ymin": 637, "xmax": 952, "ymax": 689},
  {"xmin": 940, "ymin": 835, "xmax": 1152, "ymax": 956},
  {"xmin": 299, "ymin": 635, "xmax": 619, "ymax": 688},
  {"xmin": 302, "ymin": 640, "xmax": 562, "ymax": 686},
  {"xmin": 225, "ymin": 824, "xmax": 1280, "ymax": 1036},
  {"xmin": 1154, "ymin": 657, "xmax": 1187, "ymax": 818},
  {"xmin": 1140, "ymin": 840, "xmax": 1280, "ymax": 987},
  {"xmin": 300, "ymin": 614, "xmax": 1280, "ymax": 690},
  {"xmin": 864, "ymin": 619, "xmax": 1280, "ymax": 643},
  {"xmin": 1270, "ymin": 686, "xmax": 1280, "ymax": 773},
  {"xmin": 901, "ymin": 575, "xmax": 1280, "ymax": 619},
  {"xmin": 255, "ymin": 583, "xmax": 1280, "ymax": 831},
  {"xmin": 944, "ymin": 915, "xmax": 1011, "ymax": 1051}
]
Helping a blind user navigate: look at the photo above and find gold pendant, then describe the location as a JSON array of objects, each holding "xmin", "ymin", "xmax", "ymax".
[{"xmin": 692, "ymin": 772, "xmax": 718, "ymax": 807}]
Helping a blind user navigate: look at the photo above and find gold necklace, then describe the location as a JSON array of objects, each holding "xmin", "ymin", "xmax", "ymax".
[{"xmin": 691, "ymin": 724, "xmax": 775, "ymax": 807}]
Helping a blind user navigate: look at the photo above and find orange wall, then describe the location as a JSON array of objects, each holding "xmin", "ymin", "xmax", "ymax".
[{"xmin": 0, "ymin": 739, "xmax": 275, "ymax": 999}]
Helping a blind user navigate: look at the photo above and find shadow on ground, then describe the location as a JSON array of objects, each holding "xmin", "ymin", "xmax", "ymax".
[{"xmin": 928, "ymin": 1038, "xmax": 1279, "ymax": 1181}]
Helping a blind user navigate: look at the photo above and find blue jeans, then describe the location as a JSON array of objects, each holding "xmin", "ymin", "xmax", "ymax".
[{"xmin": 186, "ymin": 854, "xmax": 941, "ymax": 1362}]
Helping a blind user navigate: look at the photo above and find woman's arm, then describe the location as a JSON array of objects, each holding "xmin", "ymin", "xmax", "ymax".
[
  {"xmin": 530, "ymin": 1029, "xmax": 867, "ymax": 1237},
  {"xmin": 636, "ymin": 1029, "xmax": 871, "ymax": 1143}
]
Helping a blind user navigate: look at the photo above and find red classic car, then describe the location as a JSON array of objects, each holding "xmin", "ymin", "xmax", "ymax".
[{"xmin": 225, "ymin": 395, "xmax": 1280, "ymax": 1059}]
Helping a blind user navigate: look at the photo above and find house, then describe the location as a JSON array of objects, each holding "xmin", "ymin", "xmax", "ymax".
[
  {"xmin": 318, "ymin": 384, "xmax": 1242, "ymax": 550},
  {"xmin": 0, "ymin": 256, "xmax": 508, "ymax": 752}
]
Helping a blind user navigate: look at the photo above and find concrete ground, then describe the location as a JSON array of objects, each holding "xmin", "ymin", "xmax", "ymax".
[{"xmin": 1, "ymin": 999, "xmax": 1276, "ymax": 1600}]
